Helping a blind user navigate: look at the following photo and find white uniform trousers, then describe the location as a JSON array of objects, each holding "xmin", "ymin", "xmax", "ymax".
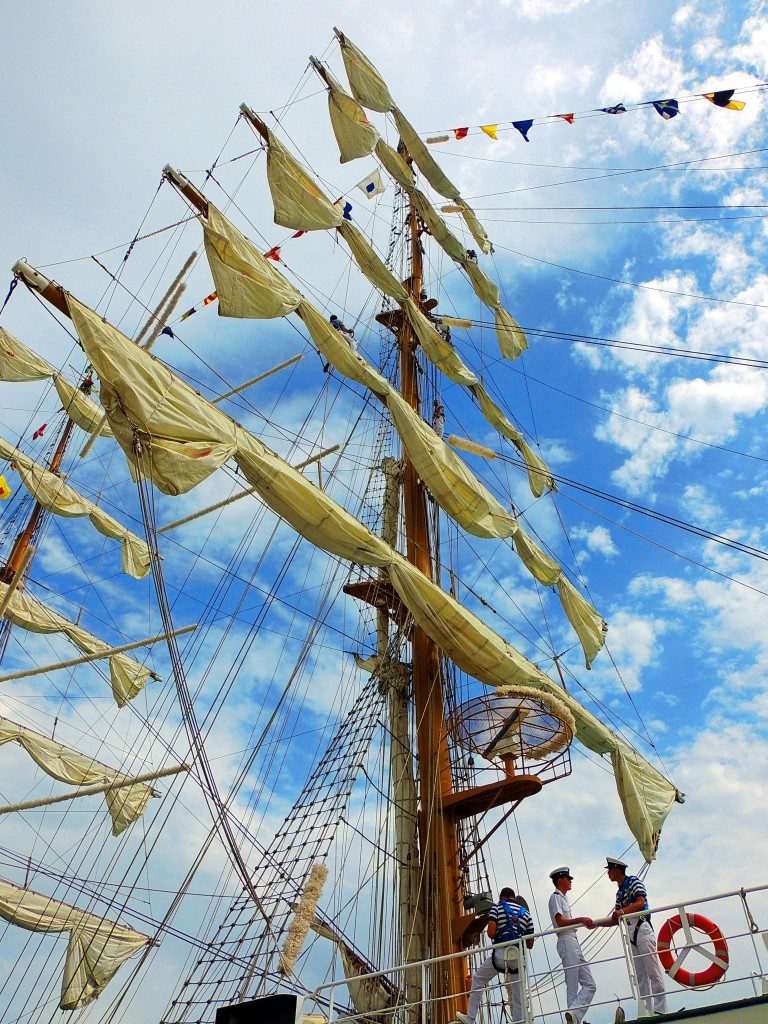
[
  {"xmin": 557, "ymin": 936, "xmax": 596, "ymax": 1023},
  {"xmin": 630, "ymin": 920, "xmax": 667, "ymax": 1015},
  {"xmin": 467, "ymin": 953, "xmax": 525, "ymax": 1023}
]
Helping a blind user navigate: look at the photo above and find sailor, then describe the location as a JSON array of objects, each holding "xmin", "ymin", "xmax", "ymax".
[
  {"xmin": 432, "ymin": 400, "xmax": 445, "ymax": 438},
  {"xmin": 457, "ymin": 886, "xmax": 535, "ymax": 1024},
  {"xmin": 329, "ymin": 314, "xmax": 358, "ymax": 351},
  {"xmin": 587, "ymin": 857, "xmax": 668, "ymax": 1016},
  {"xmin": 437, "ymin": 321, "xmax": 451, "ymax": 342},
  {"xmin": 548, "ymin": 867, "xmax": 596, "ymax": 1024},
  {"xmin": 465, "ymin": 248, "xmax": 478, "ymax": 264}
]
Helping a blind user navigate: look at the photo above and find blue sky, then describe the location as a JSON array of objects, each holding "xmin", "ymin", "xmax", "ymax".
[{"xmin": 0, "ymin": 2, "xmax": 767, "ymax": 1022}]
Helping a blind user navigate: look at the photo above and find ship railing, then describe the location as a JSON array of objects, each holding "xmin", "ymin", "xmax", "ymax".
[{"xmin": 306, "ymin": 883, "xmax": 768, "ymax": 1023}]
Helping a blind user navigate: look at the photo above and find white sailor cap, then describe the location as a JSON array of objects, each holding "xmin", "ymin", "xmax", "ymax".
[
  {"xmin": 605, "ymin": 856, "xmax": 628, "ymax": 870},
  {"xmin": 549, "ymin": 866, "xmax": 573, "ymax": 880}
]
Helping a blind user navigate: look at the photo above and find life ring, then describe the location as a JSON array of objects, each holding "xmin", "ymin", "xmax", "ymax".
[{"xmin": 657, "ymin": 913, "xmax": 729, "ymax": 988}]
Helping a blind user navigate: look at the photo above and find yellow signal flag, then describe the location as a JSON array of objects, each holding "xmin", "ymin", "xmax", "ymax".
[
  {"xmin": 703, "ymin": 90, "xmax": 746, "ymax": 110},
  {"xmin": 0, "ymin": 475, "xmax": 12, "ymax": 500},
  {"xmin": 480, "ymin": 124, "xmax": 498, "ymax": 139}
]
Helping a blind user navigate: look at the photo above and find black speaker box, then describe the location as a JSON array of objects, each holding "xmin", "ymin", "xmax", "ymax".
[{"xmin": 215, "ymin": 994, "xmax": 304, "ymax": 1024}]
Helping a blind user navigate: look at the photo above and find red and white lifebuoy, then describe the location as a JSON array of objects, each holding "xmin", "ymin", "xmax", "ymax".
[{"xmin": 657, "ymin": 913, "xmax": 729, "ymax": 988}]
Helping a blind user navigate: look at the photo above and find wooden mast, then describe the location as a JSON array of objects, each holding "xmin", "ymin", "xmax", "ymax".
[
  {"xmin": 399, "ymin": 195, "xmax": 467, "ymax": 1022},
  {"xmin": 0, "ymin": 417, "xmax": 75, "ymax": 586}
]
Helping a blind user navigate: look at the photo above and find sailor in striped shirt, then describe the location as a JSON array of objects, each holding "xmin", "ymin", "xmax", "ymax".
[
  {"xmin": 457, "ymin": 887, "xmax": 535, "ymax": 1024},
  {"xmin": 587, "ymin": 857, "xmax": 668, "ymax": 1016}
]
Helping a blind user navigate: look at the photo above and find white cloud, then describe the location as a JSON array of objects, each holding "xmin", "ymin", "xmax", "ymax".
[
  {"xmin": 733, "ymin": 15, "xmax": 768, "ymax": 76},
  {"xmin": 602, "ymin": 34, "xmax": 688, "ymax": 104},
  {"xmin": 572, "ymin": 523, "xmax": 619, "ymax": 558},
  {"xmin": 679, "ymin": 482, "xmax": 722, "ymax": 524},
  {"xmin": 512, "ymin": 0, "xmax": 594, "ymax": 18},
  {"xmin": 592, "ymin": 608, "xmax": 667, "ymax": 694}
]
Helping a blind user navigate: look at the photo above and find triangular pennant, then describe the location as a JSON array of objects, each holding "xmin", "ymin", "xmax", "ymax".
[
  {"xmin": 652, "ymin": 98, "xmax": 679, "ymax": 120},
  {"xmin": 453, "ymin": 127, "xmax": 469, "ymax": 140},
  {"xmin": 32, "ymin": 423, "xmax": 48, "ymax": 440},
  {"xmin": 0, "ymin": 475, "xmax": 11, "ymax": 499},
  {"xmin": 264, "ymin": 246, "xmax": 282, "ymax": 261},
  {"xmin": 555, "ymin": 113, "xmax": 575, "ymax": 124},
  {"xmin": 600, "ymin": 103, "xmax": 627, "ymax": 114},
  {"xmin": 291, "ymin": 230, "xmax": 307, "ymax": 239},
  {"xmin": 512, "ymin": 119, "xmax": 534, "ymax": 142},
  {"xmin": 703, "ymin": 90, "xmax": 746, "ymax": 110},
  {"xmin": 480, "ymin": 124, "xmax": 498, "ymax": 139},
  {"xmin": 179, "ymin": 290, "xmax": 218, "ymax": 322}
]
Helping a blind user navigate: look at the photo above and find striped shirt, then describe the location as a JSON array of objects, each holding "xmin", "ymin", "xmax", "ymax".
[
  {"xmin": 615, "ymin": 875, "xmax": 650, "ymax": 924},
  {"xmin": 489, "ymin": 899, "xmax": 534, "ymax": 944}
]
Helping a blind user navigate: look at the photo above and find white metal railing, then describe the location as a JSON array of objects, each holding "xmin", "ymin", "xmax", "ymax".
[{"xmin": 305, "ymin": 884, "xmax": 768, "ymax": 1023}]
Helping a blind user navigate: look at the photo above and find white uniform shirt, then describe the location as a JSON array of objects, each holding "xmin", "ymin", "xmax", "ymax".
[{"xmin": 548, "ymin": 889, "xmax": 574, "ymax": 930}]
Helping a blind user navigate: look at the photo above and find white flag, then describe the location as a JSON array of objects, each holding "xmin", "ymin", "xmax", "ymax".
[{"xmin": 355, "ymin": 169, "xmax": 385, "ymax": 199}]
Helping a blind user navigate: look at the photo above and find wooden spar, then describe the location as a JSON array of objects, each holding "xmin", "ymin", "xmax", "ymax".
[
  {"xmin": 0, "ymin": 763, "xmax": 190, "ymax": 816},
  {"xmin": 239, "ymin": 103, "xmax": 269, "ymax": 143},
  {"xmin": 0, "ymin": 624, "xmax": 197, "ymax": 683},
  {"xmin": 161, "ymin": 166, "xmax": 208, "ymax": 218},
  {"xmin": 398, "ymin": 192, "xmax": 467, "ymax": 1022},
  {"xmin": 211, "ymin": 354, "xmax": 304, "ymax": 402}
]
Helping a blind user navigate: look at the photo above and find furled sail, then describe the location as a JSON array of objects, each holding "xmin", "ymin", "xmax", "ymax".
[
  {"xmin": 266, "ymin": 130, "xmax": 344, "ymax": 231},
  {"xmin": 0, "ymin": 327, "xmax": 53, "ymax": 381},
  {"xmin": 53, "ymin": 374, "xmax": 115, "ymax": 436},
  {"xmin": 391, "ymin": 108, "xmax": 461, "ymax": 202},
  {"xmin": 0, "ymin": 437, "xmax": 151, "ymax": 578},
  {"xmin": 0, "ymin": 580, "xmax": 153, "ymax": 706},
  {"xmin": 0, "ymin": 716, "xmax": 154, "ymax": 834},
  {"xmin": 472, "ymin": 387, "xmax": 555, "ymax": 497},
  {"xmin": 402, "ymin": 297, "xmax": 479, "ymax": 386},
  {"xmin": 0, "ymin": 877, "xmax": 150, "ymax": 1009},
  {"xmin": 0, "ymin": 326, "xmax": 114, "ymax": 436},
  {"xmin": 312, "ymin": 919, "xmax": 396, "ymax": 1020},
  {"xmin": 316, "ymin": 46, "xmax": 526, "ymax": 356},
  {"xmin": 454, "ymin": 198, "xmax": 493, "ymax": 258},
  {"xmin": 335, "ymin": 30, "xmax": 492, "ymax": 254},
  {"xmin": 322, "ymin": 67, "xmax": 379, "ymax": 163},
  {"xmin": 410, "ymin": 187, "xmax": 467, "ymax": 263},
  {"xmin": 337, "ymin": 221, "xmax": 408, "ymax": 302},
  {"xmin": 298, "ymin": 298, "xmax": 516, "ymax": 537},
  {"xmin": 374, "ymin": 137, "xmax": 413, "ymax": 189},
  {"xmin": 336, "ymin": 30, "xmax": 394, "ymax": 113},
  {"xmin": 63, "ymin": 279, "xmax": 675, "ymax": 857},
  {"xmin": 299, "ymin": 302, "xmax": 590, "ymax": 650},
  {"xmin": 203, "ymin": 204, "xmax": 301, "ymax": 319}
]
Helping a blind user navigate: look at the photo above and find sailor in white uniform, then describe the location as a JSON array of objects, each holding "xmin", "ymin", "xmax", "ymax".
[{"xmin": 548, "ymin": 867, "xmax": 596, "ymax": 1024}]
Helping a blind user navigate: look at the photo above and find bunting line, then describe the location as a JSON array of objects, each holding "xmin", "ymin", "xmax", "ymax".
[{"xmin": 425, "ymin": 82, "xmax": 764, "ymax": 146}]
